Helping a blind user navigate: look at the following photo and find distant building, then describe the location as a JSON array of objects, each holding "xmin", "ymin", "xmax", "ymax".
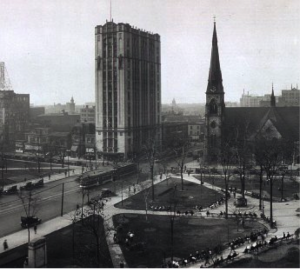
[
  {"xmin": 162, "ymin": 114, "xmax": 204, "ymax": 143},
  {"xmin": 30, "ymin": 106, "xmax": 45, "ymax": 120},
  {"xmin": 45, "ymin": 97, "xmax": 76, "ymax": 114},
  {"xmin": 188, "ymin": 119, "xmax": 205, "ymax": 142},
  {"xmin": 161, "ymin": 122, "xmax": 188, "ymax": 150},
  {"xmin": 66, "ymin": 97, "xmax": 75, "ymax": 114},
  {"xmin": 0, "ymin": 90, "xmax": 30, "ymax": 150},
  {"xmin": 70, "ymin": 123, "xmax": 95, "ymax": 158},
  {"xmin": 24, "ymin": 127, "xmax": 71, "ymax": 155},
  {"xmin": 240, "ymin": 91, "xmax": 273, "ymax": 107},
  {"xmin": 95, "ymin": 21, "xmax": 161, "ymax": 160},
  {"xmin": 278, "ymin": 86, "xmax": 299, "ymax": 107},
  {"xmin": 80, "ymin": 105, "xmax": 95, "ymax": 123},
  {"xmin": 35, "ymin": 111, "xmax": 80, "ymax": 132}
]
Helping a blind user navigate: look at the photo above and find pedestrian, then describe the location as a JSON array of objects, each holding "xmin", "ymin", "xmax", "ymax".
[
  {"xmin": 133, "ymin": 187, "xmax": 136, "ymax": 193},
  {"xmin": 24, "ymin": 257, "xmax": 28, "ymax": 267},
  {"xmin": 48, "ymin": 174, "xmax": 51, "ymax": 180},
  {"xmin": 120, "ymin": 261, "xmax": 124, "ymax": 268},
  {"xmin": 24, "ymin": 177, "xmax": 27, "ymax": 182},
  {"xmin": 34, "ymin": 224, "xmax": 37, "ymax": 234},
  {"xmin": 3, "ymin": 239, "xmax": 8, "ymax": 251},
  {"xmin": 233, "ymin": 192, "xmax": 236, "ymax": 198}
]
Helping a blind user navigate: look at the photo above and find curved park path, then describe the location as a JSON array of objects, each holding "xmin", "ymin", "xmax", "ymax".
[{"xmin": 102, "ymin": 173, "xmax": 300, "ymax": 268}]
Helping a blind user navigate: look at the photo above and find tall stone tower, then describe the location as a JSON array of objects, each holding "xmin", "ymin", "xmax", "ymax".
[
  {"xmin": 95, "ymin": 21, "xmax": 161, "ymax": 160},
  {"xmin": 204, "ymin": 21, "xmax": 225, "ymax": 164}
]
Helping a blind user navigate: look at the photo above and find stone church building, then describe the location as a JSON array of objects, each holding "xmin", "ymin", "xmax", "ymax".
[{"xmin": 204, "ymin": 22, "xmax": 299, "ymax": 165}]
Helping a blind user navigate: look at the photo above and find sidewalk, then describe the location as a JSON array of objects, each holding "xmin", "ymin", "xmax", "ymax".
[{"xmin": 0, "ymin": 169, "xmax": 299, "ymax": 268}]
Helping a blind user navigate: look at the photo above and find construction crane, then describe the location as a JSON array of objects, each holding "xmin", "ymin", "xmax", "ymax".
[{"xmin": 0, "ymin": 62, "xmax": 13, "ymax": 91}]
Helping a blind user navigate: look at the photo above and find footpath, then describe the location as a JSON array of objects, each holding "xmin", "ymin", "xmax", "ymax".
[{"xmin": 0, "ymin": 163, "xmax": 299, "ymax": 268}]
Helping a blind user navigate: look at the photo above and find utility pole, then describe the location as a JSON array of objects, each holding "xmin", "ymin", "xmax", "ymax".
[{"xmin": 61, "ymin": 183, "xmax": 65, "ymax": 216}]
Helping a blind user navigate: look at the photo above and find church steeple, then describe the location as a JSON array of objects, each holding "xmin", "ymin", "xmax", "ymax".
[
  {"xmin": 271, "ymin": 83, "xmax": 276, "ymax": 107},
  {"xmin": 206, "ymin": 21, "xmax": 224, "ymax": 94}
]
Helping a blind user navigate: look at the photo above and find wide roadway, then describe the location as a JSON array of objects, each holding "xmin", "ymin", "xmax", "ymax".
[{"xmin": 0, "ymin": 160, "xmax": 161, "ymax": 238}]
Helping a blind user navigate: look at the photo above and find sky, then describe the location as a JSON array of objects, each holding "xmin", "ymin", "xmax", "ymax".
[{"xmin": 0, "ymin": 0, "xmax": 299, "ymax": 106}]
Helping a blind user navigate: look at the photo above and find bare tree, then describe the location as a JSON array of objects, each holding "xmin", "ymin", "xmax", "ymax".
[
  {"xmin": 69, "ymin": 197, "xmax": 107, "ymax": 267},
  {"xmin": 142, "ymin": 134, "xmax": 159, "ymax": 201},
  {"xmin": 172, "ymin": 137, "xmax": 191, "ymax": 191},
  {"xmin": 232, "ymin": 121, "xmax": 252, "ymax": 198},
  {"xmin": 220, "ymin": 142, "xmax": 235, "ymax": 219},
  {"xmin": 167, "ymin": 187, "xmax": 178, "ymax": 263},
  {"xmin": 140, "ymin": 182, "xmax": 151, "ymax": 221},
  {"xmin": 254, "ymin": 136, "xmax": 292, "ymax": 226},
  {"xmin": 18, "ymin": 190, "xmax": 41, "ymax": 243}
]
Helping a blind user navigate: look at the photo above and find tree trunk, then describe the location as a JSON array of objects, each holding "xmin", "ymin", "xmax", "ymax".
[
  {"xmin": 270, "ymin": 175, "xmax": 273, "ymax": 226},
  {"xmin": 225, "ymin": 181, "xmax": 228, "ymax": 219},
  {"xmin": 259, "ymin": 168, "xmax": 263, "ymax": 210},
  {"xmin": 180, "ymin": 165, "xmax": 184, "ymax": 191},
  {"xmin": 151, "ymin": 165, "xmax": 154, "ymax": 201}
]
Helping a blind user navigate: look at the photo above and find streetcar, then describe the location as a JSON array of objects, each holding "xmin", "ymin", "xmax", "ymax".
[{"xmin": 79, "ymin": 163, "xmax": 137, "ymax": 189}]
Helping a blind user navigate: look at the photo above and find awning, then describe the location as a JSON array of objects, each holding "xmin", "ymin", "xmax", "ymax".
[{"xmin": 71, "ymin": 146, "xmax": 78, "ymax": 152}]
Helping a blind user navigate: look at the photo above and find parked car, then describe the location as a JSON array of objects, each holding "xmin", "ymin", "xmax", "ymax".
[
  {"xmin": 21, "ymin": 216, "xmax": 42, "ymax": 228},
  {"xmin": 33, "ymin": 179, "xmax": 44, "ymax": 188},
  {"xmin": 101, "ymin": 188, "xmax": 113, "ymax": 198},
  {"xmin": 234, "ymin": 196, "xmax": 247, "ymax": 207},
  {"xmin": 4, "ymin": 185, "xmax": 18, "ymax": 194},
  {"xmin": 20, "ymin": 182, "xmax": 33, "ymax": 191}
]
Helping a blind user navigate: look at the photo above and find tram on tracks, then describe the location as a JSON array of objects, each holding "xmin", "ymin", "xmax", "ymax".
[{"xmin": 79, "ymin": 163, "xmax": 137, "ymax": 188}]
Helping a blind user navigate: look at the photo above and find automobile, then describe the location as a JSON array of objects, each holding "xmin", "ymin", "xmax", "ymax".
[
  {"xmin": 101, "ymin": 188, "xmax": 113, "ymax": 198},
  {"xmin": 20, "ymin": 182, "xmax": 33, "ymax": 191},
  {"xmin": 21, "ymin": 216, "xmax": 42, "ymax": 228},
  {"xmin": 234, "ymin": 196, "xmax": 248, "ymax": 207},
  {"xmin": 4, "ymin": 185, "xmax": 18, "ymax": 194},
  {"xmin": 33, "ymin": 179, "xmax": 44, "ymax": 188}
]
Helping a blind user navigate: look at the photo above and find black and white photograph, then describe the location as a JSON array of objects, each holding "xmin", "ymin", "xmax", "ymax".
[{"xmin": 0, "ymin": 0, "xmax": 299, "ymax": 268}]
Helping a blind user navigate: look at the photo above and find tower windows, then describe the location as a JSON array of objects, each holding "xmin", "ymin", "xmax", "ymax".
[
  {"xmin": 209, "ymin": 99, "xmax": 218, "ymax": 114},
  {"xmin": 210, "ymin": 134, "xmax": 217, "ymax": 147}
]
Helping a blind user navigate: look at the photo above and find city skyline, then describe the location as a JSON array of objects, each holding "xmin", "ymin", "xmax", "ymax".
[{"xmin": 0, "ymin": 0, "xmax": 299, "ymax": 106}]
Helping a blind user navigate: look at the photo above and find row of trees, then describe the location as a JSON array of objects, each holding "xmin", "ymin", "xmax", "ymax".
[{"xmin": 218, "ymin": 127, "xmax": 295, "ymax": 226}]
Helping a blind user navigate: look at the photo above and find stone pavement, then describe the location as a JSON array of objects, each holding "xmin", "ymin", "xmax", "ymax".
[{"xmin": 0, "ymin": 166, "xmax": 299, "ymax": 268}]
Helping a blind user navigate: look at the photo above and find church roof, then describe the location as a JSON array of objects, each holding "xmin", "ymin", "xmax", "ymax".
[{"xmin": 224, "ymin": 107, "xmax": 299, "ymax": 141}]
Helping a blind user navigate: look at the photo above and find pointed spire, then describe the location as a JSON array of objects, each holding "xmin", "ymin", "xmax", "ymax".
[
  {"xmin": 207, "ymin": 20, "xmax": 224, "ymax": 93},
  {"xmin": 271, "ymin": 83, "xmax": 276, "ymax": 107}
]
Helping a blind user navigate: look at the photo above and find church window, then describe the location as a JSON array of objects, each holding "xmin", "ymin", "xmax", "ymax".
[{"xmin": 209, "ymin": 99, "xmax": 218, "ymax": 114}]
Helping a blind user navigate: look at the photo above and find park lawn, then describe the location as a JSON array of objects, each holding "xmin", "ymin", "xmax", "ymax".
[
  {"xmin": 115, "ymin": 177, "xmax": 224, "ymax": 211},
  {"xmin": 194, "ymin": 174, "xmax": 300, "ymax": 201},
  {"xmin": 113, "ymin": 213, "xmax": 266, "ymax": 268}
]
